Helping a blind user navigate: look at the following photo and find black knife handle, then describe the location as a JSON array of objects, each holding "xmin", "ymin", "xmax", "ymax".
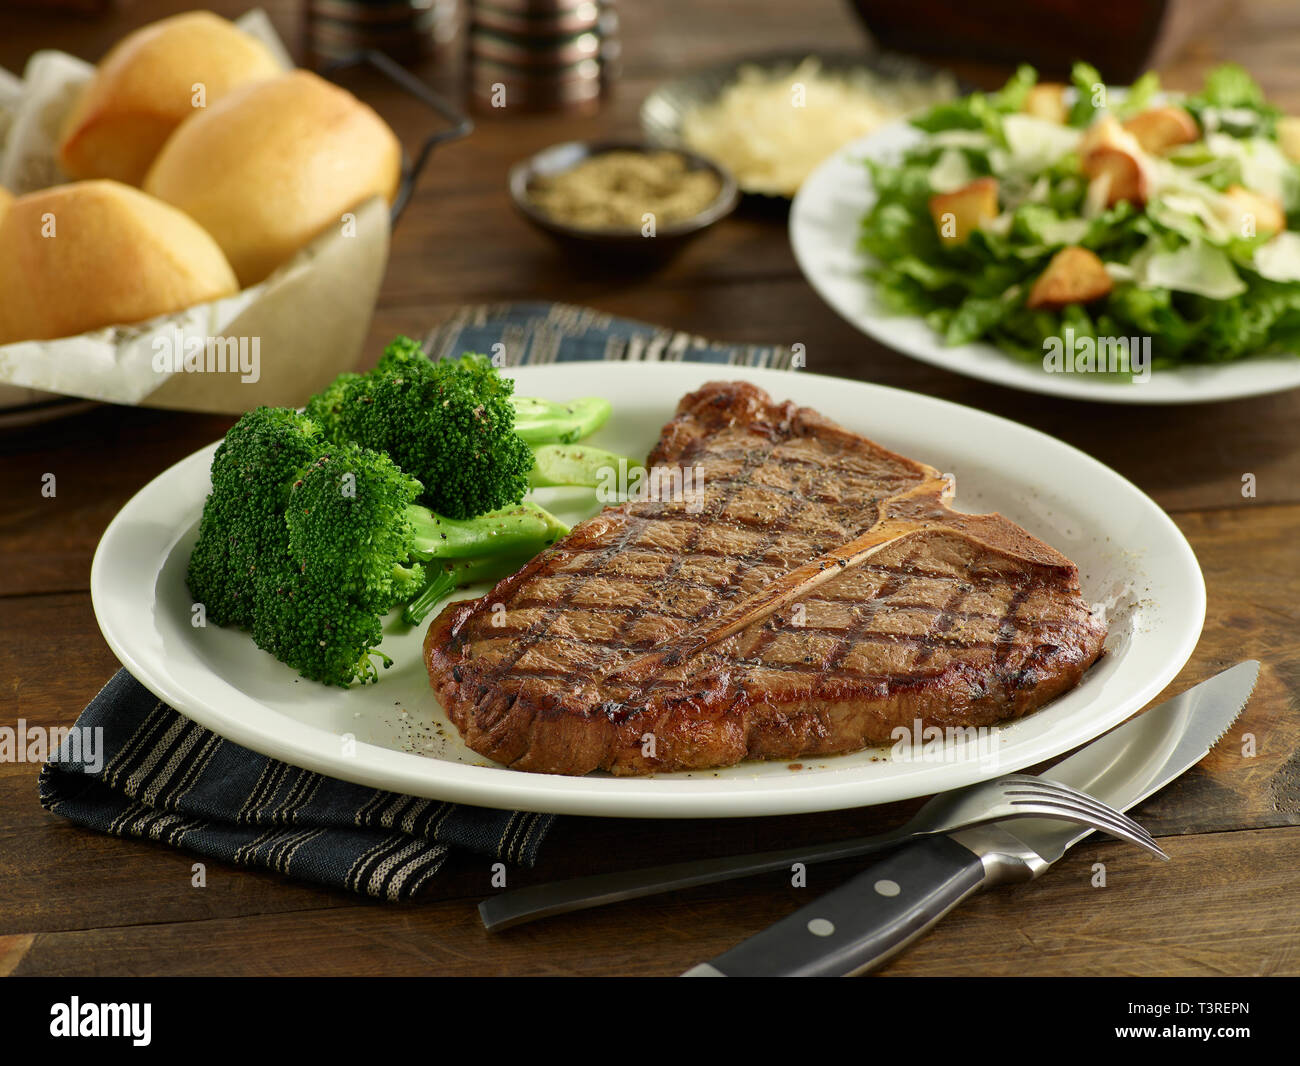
[{"xmin": 695, "ymin": 835, "xmax": 988, "ymax": 977}]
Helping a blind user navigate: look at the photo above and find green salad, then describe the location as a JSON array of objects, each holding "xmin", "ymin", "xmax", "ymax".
[{"xmin": 859, "ymin": 62, "xmax": 1300, "ymax": 371}]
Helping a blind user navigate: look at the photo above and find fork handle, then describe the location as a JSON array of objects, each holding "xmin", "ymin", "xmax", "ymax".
[
  {"xmin": 479, "ymin": 831, "xmax": 911, "ymax": 932},
  {"xmin": 682, "ymin": 836, "xmax": 987, "ymax": 977}
]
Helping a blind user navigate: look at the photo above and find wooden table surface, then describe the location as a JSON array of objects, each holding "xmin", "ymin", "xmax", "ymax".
[{"xmin": 1, "ymin": 0, "xmax": 1297, "ymax": 978}]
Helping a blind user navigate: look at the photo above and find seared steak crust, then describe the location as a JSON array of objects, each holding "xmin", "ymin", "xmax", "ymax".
[{"xmin": 425, "ymin": 381, "xmax": 1107, "ymax": 775}]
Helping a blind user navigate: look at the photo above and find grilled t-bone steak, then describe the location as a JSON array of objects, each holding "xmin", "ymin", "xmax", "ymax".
[{"xmin": 424, "ymin": 381, "xmax": 1107, "ymax": 776}]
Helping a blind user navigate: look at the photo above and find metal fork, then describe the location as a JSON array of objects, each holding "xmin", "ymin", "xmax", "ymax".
[{"xmin": 479, "ymin": 773, "xmax": 1168, "ymax": 931}]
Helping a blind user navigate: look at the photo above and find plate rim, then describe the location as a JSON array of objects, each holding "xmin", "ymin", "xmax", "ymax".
[
  {"xmin": 89, "ymin": 362, "xmax": 1206, "ymax": 818},
  {"xmin": 789, "ymin": 119, "xmax": 1300, "ymax": 404}
]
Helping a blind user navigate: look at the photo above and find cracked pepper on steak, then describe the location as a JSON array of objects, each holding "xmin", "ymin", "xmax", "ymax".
[{"xmin": 423, "ymin": 381, "xmax": 1107, "ymax": 776}]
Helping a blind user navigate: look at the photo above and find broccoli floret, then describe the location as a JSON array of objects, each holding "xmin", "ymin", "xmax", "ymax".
[
  {"xmin": 187, "ymin": 407, "xmax": 324, "ymax": 629},
  {"xmin": 307, "ymin": 338, "xmax": 630, "ymax": 519},
  {"xmin": 188, "ymin": 413, "xmax": 417, "ymax": 686},
  {"xmin": 188, "ymin": 409, "xmax": 571, "ymax": 687},
  {"xmin": 190, "ymin": 339, "xmax": 625, "ymax": 686},
  {"xmin": 251, "ymin": 555, "xmax": 393, "ymax": 687},
  {"xmin": 309, "ymin": 337, "xmax": 535, "ymax": 519},
  {"xmin": 285, "ymin": 444, "xmax": 427, "ymax": 611},
  {"xmin": 253, "ymin": 442, "xmax": 430, "ymax": 686},
  {"xmin": 378, "ymin": 346, "xmax": 534, "ymax": 519},
  {"xmin": 302, "ymin": 370, "xmax": 366, "ymax": 436}
]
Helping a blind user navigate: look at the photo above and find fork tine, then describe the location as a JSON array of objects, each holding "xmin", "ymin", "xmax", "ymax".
[
  {"xmin": 1004, "ymin": 786, "xmax": 1156, "ymax": 838},
  {"xmin": 1002, "ymin": 778, "xmax": 1156, "ymax": 837},
  {"xmin": 998, "ymin": 776, "xmax": 1165, "ymax": 854},
  {"xmin": 1008, "ymin": 803, "xmax": 1169, "ymax": 861},
  {"xmin": 1003, "ymin": 774, "xmax": 1134, "ymax": 810},
  {"xmin": 1007, "ymin": 798, "xmax": 1170, "ymax": 860},
  {"xmin": 1012, "ymin": 776, "xmax": 1134, "ymax": 807},
  {"xmin": 1003, "ymin": 786, "xmax": 1150, "ymax": 833}
]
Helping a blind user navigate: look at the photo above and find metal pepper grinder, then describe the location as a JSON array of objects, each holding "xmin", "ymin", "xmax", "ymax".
[
  {"xmin": 468, "ymin": 0, "xmax": 620, "ymax": 114},
  {"xmin": 305, "ymin": 0, "xmax": 461, "ymax": 66}
]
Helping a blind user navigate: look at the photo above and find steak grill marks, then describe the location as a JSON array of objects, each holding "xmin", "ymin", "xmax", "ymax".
[
  {"xmin": 471, "ymin": 438, "xmax": 924, "ymax": 688},
  {"xmin": 463, "ymin": 419, "xmax": 763, "ymax": 683},
  {"xmin": 565, "ymin": 436, "xmax": 797, "ymax": 679},
  {"xmin": 477, "ymin": 565, "xmax": 1043, "ymax": 671},
  {"xmin": 426, "ymin": 381, "xmax": 1107, "ymax": 775}
]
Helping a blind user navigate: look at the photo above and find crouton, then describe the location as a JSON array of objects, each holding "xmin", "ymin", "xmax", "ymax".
[
  {"xmin": 1022, "ymin": 83, "xmax": 1068, "ymax": 124},
  {"xmin": 928, "ymin": 177, "xmax": 999, "ymax": 247},
  {"xmin": 1079, "ymin": 114, "xmax": 1132, "ymax": 156},
  {"xmin": 1276, "ymin": 116, "xmax": 1300, "ymax": 163},
  {"xmin": 1222, "ymin": 184, "xmax": 1286, "ymax": 238},
  {"xmin": 1122, "ymin": 106, "xmax": 1199, "ymax": 155},
  {"xmin": 1026, "ymin": 245, "xmax": 1113, "ymax": 309},
  {"xmin": 1082, "ymin": 145, "xmax": 1149, "ymax": 207}
]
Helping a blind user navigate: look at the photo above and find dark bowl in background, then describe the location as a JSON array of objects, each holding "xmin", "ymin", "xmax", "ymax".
[
  {"xmin": 847, "ymin": 0, "xmax": 1232, "ymax": 82},
  {"xmin": 508, "ymin": 140, "xmax": 740, "ymax": 265}
]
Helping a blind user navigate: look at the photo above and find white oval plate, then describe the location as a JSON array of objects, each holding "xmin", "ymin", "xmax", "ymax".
[
  {"xmin": 90, "ymin": 363, "xmax": 1204, "ymax": 817},
  {"xmin": 790, "ymin": 120, "xmax": 1300, "ymax": 404}
]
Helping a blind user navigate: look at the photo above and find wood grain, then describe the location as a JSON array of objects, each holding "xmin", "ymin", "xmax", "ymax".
[
  {"xmin": 6, "ymin": 828, "xmax": 1297, "ymax": 977},
  {"xmin": 0, "ymin": 0, "xmax": 1297, "ymax": 977},
  {"xmin": 2, "ymin": 507, "xmax": 1294, "ymax": 945}
]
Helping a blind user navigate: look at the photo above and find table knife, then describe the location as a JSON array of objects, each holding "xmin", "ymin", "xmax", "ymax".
[{"xmin": 682, "ymin": 660, "xmax": 1259, "ymax": 977}]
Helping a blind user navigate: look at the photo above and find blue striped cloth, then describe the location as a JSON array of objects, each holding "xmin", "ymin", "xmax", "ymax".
[
  {"xmin": 39, "ymin": 672, "xmax": 552, "ymax": 900},
  {"xmin": 424, "ymin": 300, "xmax": 797, "ymax": 368},
  {"xmin": 38, "ymin": 301, "xmax": 792, "ymax": 899}
]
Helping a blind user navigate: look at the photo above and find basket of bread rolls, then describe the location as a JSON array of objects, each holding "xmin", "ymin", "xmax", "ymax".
[{"xmin": 0, "ymin": 9, "xmax": 470, "ymax": 419}]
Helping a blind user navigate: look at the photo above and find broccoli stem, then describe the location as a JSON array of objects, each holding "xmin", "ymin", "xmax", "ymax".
[
  {"xmin": 509, "ymin": 396, "xmax": 612, "ymax": 444},
  {"xmin": 401, "ymin": 568, "xmax": 457, "ymax": 628},
  {"xmin": 353, "ymin": 647, "xmax": 395, "ymax": 685},
  {"xmin": 406, "ymin": 500, "xmax": 569, "ymax": 561},
  {"xmin": 402, "ymin": 550, "xmax": 539, "ymax": 626},
  {"xmin": 528, "ymin": 444, "xmax": 643, "ymax": 490}
]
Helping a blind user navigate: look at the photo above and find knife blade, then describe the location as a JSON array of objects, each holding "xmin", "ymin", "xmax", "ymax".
[{"xmin": 681, "ymin": 660, "xmax": 1259, "ymax": 977}]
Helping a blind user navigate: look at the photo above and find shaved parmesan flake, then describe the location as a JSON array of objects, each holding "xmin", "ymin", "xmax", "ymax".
[
  {"xmin": 1204, "ymin": 133, "xmax": 1296, "ymax": 205},
  {"xmin": 927, "ymin": 148, "xmax": 975, "ymax": 193},
  {"xmin": 1149, "ymin": 161, "xmax": 1243, "ymax": 244},
  {"xmin": 680, "ymin": 57, "xmax": 956, "ymax": 196},
  {"xmin": 1035, "ymin": 216, "xmax": 1091, "ymax": 245},
  {"xmin": 984, "ymin": 211, "xmax": 1014, "ymax": 237},
  {"xmin": 929, "ymin": 130, "xmax": 994, "ymax": 151},
  {"xmin": 1001, "ymin": 114, "xmax": 1082, "ymax": 174},
  {"xmin": 1083, "ymin": 173, "xmax": 1112, "ymax": 218},
  {"xmin": 1149, "ymin": 191, "xmax": 1235, "ymax": 244},
  {"xmin": 1253, "ymin": 231, "xmax": 1300, "ymax": 282},
  {"xmin": 1142, "ymin": 240, "xmax": 1247, "ymax": 298}
]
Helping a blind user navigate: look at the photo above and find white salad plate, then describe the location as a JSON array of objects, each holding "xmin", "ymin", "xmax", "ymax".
[
  {"xmin": 790, "ymin": 120, "xmax": 1300, "ymax": 404},
  {"xmin": 91, "ymin": 362, "xmax": 1204, "ymax": 817}
]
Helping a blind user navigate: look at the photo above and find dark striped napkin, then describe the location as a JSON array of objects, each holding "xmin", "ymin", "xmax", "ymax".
[
  {"xmin": 39, "ymin": 301, "xmax": 792, "ymax": 899},
  {"xmin": 38, "ymin": 672, "xmax": 553, "ymax": 900},
  {"xmin": 423, "ymin": 300, "xmax": 798, "ymax": 368}
]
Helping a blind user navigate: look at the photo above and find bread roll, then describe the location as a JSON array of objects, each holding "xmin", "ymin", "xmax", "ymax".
[
  {"xmin": 0, "ymin": 180, "xmax": 239, "ymax": 345},
  {"xmin": 58, "ymin": 11, "xmax": 281, "ymax": 186},
  {"xmin": 144, "ymin": 70, "xmax": 401, "ymax": 287}
]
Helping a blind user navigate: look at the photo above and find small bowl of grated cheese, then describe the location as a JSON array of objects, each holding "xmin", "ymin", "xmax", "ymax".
[
  {"xmin": 642, "ymin": 51, "xmax": 958, "ymax": 199},
  {"xmin": 508, "ymin": 140, "xmax": 739, "ymax": 263}
]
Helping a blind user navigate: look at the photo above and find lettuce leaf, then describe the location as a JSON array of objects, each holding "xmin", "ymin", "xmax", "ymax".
[
  {"xmin": 1199, "ymin": 63, "xmax": 1269, "ymax": 110},
  {"xmin": 857, "ymin": 61, "xmax": 1300, "ymax": 369},
  {"xmin": 1067, "ymin": 62, "xmax": 1105, "ymax": 127}
]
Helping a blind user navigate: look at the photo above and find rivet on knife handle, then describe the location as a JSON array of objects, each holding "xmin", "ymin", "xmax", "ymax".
[{"xmin": 685, "ymin": 835, "xmax": 988, "ymax": 977}]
